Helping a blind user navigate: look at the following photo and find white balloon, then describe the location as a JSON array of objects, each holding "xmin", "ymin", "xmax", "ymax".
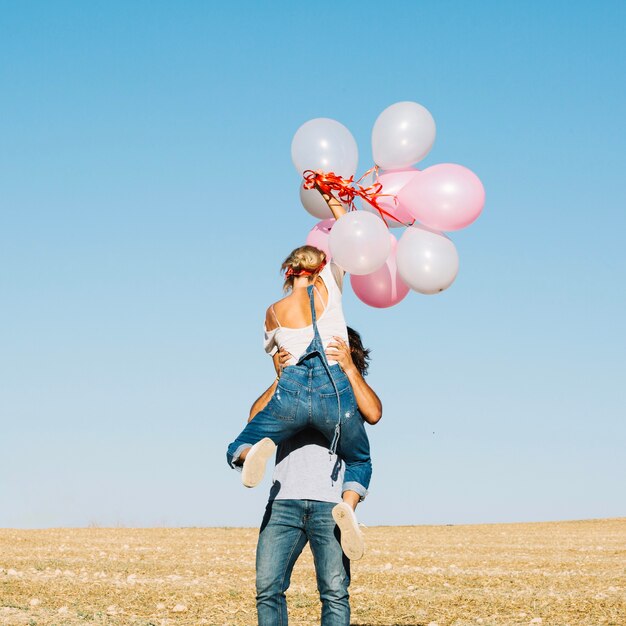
[
  {"xmin": 291, "ymin": 118, "xmax": 358, "ymax": 179},
  {"xmin": 372, "ymin": 102, "xmax": 436, "ymax": 170},
  {"xmin": 329, "ymin": 211, "xmax": 391, "ymax": 275},
  {"xmin": 396, "ymin": 225, "xmax": 459, "ymax": 294},
  {"xmin": 299, "ymin": 184, "xmax": 349, "ymax": 219}
]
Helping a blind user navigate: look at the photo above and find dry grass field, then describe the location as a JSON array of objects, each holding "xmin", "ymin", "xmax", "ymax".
[{"xmin": 1, "ymin": 518, "xmax": 624, "ymax": 626}]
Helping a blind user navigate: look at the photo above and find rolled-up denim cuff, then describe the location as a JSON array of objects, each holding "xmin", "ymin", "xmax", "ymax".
[
  {"xmin": 229, "ymin": 443, "xmax": 252, "ymax": 471},
  {"xmin": 342, "ymin": 481, "xmax": 368, "ymax": 501}
]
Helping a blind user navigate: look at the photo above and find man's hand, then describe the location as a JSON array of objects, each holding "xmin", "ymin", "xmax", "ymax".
[
  {"xmin": 272, "ymin": 348, "xmax": 294, "ymax": 377},
  {"xmin": 277, "ymin": 348, "xmax": 293, "ymax": 376},
  {"xmin": 325, "ymin": 336, "xmax": 357, "ymax": 375}
]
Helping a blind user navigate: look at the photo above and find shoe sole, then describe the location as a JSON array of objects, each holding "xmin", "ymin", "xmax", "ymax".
[
  {"xmin": 332, "ymin": 502, "xmax": 364, "ymax": 560},
  {"xmin": 241, "ymin": 438, "xmax": 276, "ymax": 488}
]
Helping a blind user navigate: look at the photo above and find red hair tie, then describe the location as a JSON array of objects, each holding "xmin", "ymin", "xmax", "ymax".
[{"xmin": 285, "ymin": 258, "xmax": 327, "ymax": 277}]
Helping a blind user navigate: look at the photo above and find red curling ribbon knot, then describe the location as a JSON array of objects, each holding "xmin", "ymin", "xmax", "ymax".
[{"xmin": 302, "ymin": 168, "xmax": 406, "ymax": 226}]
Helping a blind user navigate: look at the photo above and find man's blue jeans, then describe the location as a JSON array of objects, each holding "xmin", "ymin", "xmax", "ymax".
[{"xmin": 256, "ymin": 499, "xmax": 350, "ymax": 626}]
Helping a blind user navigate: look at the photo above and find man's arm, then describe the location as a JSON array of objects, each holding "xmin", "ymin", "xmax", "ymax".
[
  {"xmin": 326, "ymin": 337, "xmax": 382, "ymax": 425},
  {"xmin": 346, "ymin": 367, "xmax": 382, "ymax": 425},
  {"xmin": 248, "ymin": 349, "xmax": 292, "ymax": 422},
  {"xmin": 248, "ymin": 380, "xmax": 279, "ymax": 422}
]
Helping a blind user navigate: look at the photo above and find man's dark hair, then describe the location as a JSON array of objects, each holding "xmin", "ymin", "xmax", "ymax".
[{"xmin": 347, "ymin": 327, "xmax": 371, "ymax": 377}]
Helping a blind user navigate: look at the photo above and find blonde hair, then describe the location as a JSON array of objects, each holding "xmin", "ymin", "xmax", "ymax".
[{"xmin": 281, "ymin": 245, "xmax": 327, "ymax": 292}]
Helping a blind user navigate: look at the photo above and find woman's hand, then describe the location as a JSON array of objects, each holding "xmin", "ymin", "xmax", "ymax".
[
  {"xmin": 325, "ymin": 336, "xmax": 356, "ymax": 375},
  {"xmin": 313, "ymin": 183, "xmax": 346, "ymax": 220}
]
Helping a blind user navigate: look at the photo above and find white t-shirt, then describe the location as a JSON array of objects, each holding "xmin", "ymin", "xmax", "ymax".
[
  {"xmin": 263, "ymin": 263, "xmax": 348, "ymax": 366},
  {"xmin": 269, "ymin": 429, "xmax": 344, "ymax": 503}
]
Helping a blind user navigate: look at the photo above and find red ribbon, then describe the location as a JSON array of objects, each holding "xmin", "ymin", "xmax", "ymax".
[
  {"xmin": 302, "ymin": 168, "xmax": 408, "ymax": 226},
  {"xmin": 285, "ymin": 259, "xmax": 327, "ymax": 277}
]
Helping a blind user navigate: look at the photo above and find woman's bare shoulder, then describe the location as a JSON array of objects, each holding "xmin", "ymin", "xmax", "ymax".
[
  {"xmin": 271, "ymin": 294, "xmax": 293, "ymax": 309},
  {"xmin": 265, "ymin": 295, "xmax": 291, "ymax": 330}
]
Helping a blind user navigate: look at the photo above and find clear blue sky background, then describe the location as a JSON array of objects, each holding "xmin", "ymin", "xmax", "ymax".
[{"xmin": 1, "ymin": 1, "xmax": 625, "ymax": 529}]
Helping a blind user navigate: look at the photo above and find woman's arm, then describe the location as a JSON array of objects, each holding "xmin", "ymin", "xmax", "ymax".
[
  {"xmin": 315, "ymin": 183, "xmax": 347, "ymax": 221},
  {"xmin": 325, "ymin": 337, "xmax": 383, "ymax": 425},
  {"xmin": 316, "ymin": 186, "xmax": 347, "ymax": 284}
]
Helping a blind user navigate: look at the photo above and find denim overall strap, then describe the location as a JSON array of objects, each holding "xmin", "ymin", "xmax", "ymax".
[{"xmin": 307, "ymin": 285, "xmax": 342, "ymax": 455}]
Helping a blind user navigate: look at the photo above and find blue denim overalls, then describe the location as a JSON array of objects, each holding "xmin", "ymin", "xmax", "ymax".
[{"xmin": 227, "ymin": 285, "xmax": 372, "ymax": 498}]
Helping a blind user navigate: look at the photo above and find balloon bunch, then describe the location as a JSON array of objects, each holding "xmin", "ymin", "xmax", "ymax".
[{"xmin": 292, "ymin": 101, "xmax": 485, "ymax": 308}]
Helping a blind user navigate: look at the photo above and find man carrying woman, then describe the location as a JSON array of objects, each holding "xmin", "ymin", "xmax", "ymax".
[{"xmin": 252, "ymin": 329, "xmax": 381, "ymax": 625}]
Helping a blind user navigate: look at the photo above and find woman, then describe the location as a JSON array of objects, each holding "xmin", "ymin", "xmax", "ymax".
[{"xmin": 226, "ymin": 191, "xmax": 374, "ymax": 558}]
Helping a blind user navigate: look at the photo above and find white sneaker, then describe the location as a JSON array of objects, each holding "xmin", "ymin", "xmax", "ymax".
[
  {"xmin": 332, "ymin": 502, "xmax": 365, "ymax": 560},
  {"xmin": 241, "ymin": 438, "xmax": 276, "ymax": 488}
]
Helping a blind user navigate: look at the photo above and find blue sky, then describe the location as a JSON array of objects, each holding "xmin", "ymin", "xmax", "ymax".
[{"xmin": 1, "ymin": 0, "xmax": 625, "ymax": 528}]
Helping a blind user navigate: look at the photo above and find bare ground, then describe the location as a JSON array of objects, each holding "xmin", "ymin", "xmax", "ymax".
[{"xmin": 1, "ymin": 518, "xmax": 624, "ymax": 625}]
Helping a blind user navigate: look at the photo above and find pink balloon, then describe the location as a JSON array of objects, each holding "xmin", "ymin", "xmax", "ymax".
[
  {"xmin": 306, "ymin": 219, "xmax": 335, "ymax": 260},
  {"xmin": 350, "ymin": 236, "xmax": 409, "ymax": 308},
  {"xmin": 362, "ymin": 168, "xmax": 419, "ymax": 227},
  {"xmin": 398, "ymin": 163, "xmax": 485, "ymax": 231}
]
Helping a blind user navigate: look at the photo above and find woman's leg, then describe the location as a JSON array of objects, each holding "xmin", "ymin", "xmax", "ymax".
[
  {"xmin": 311, "ymin": 377, "xmax": 371, "ymax": 560},
  {"xmin": 335, "ymin": 410, "xmax": 372, "ymax": 500},
  {"xmin": 309, "ymin": 372, "xmax": 372, "ymax": 502},
  {"xmin": 341, "ymin": 490, "xmax": 360, "ymax": 510},
  {"xmin": 331, "ymin": 406, "xmax": 372, "ymax": 561},
  {"xmin": 226, "ymin": 380, "xmax": 304, "ymax": 470}
]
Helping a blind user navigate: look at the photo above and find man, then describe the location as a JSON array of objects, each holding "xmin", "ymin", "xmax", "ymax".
[{"xmin": 250, "ymin": 328, "xmax": 382, "ymax": 625}]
